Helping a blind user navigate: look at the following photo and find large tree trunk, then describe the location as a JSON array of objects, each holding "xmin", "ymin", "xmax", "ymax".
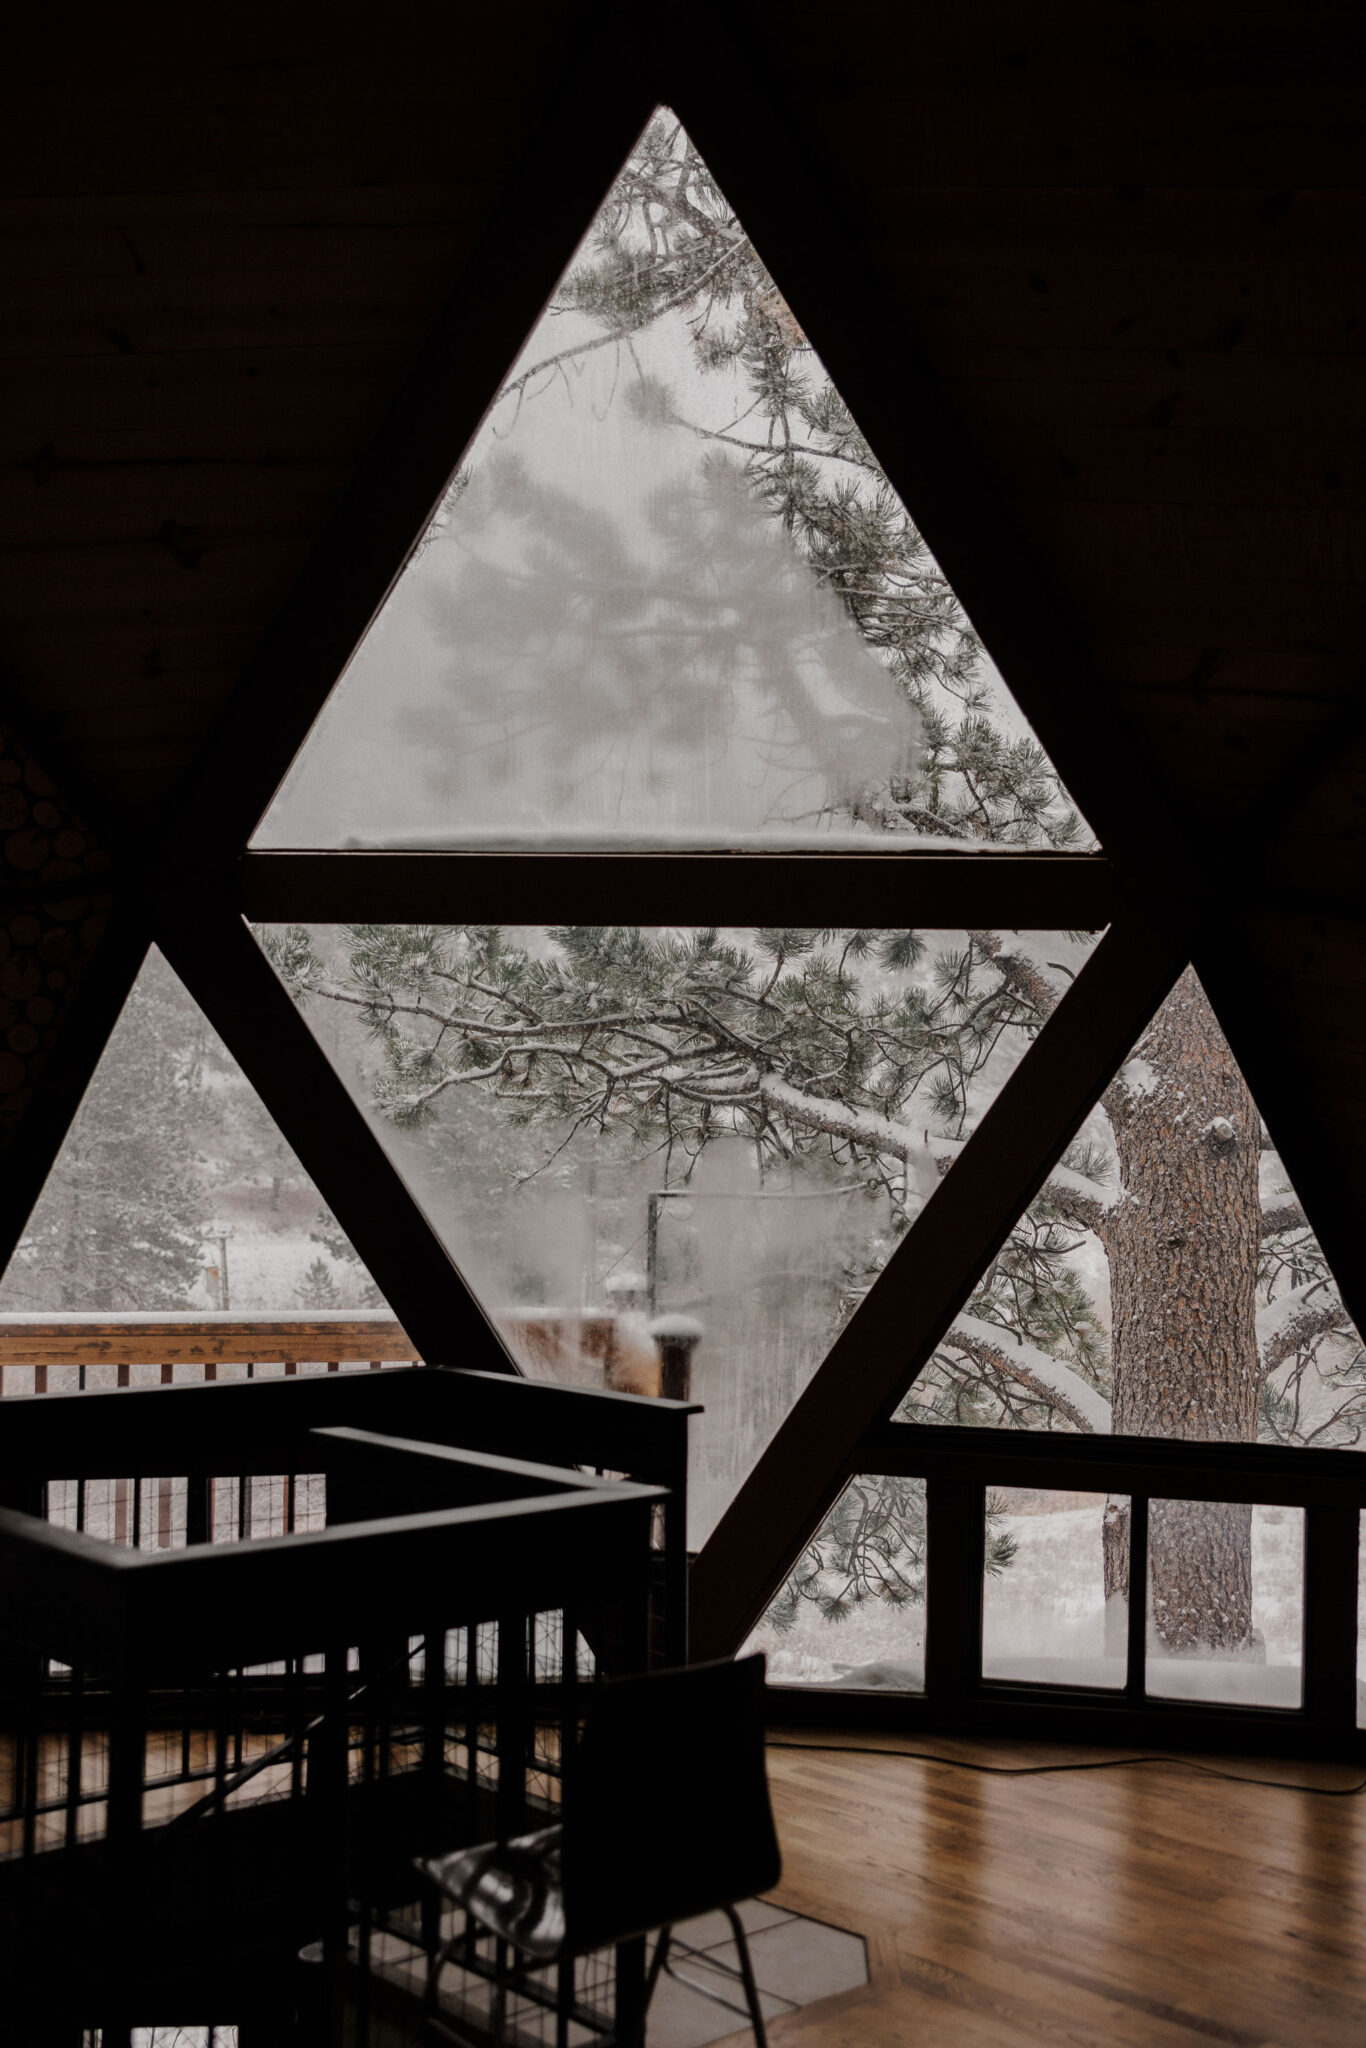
[{"xmin": 1100, "ymin": 969, "xmax": 1262, "ymax": 1656}]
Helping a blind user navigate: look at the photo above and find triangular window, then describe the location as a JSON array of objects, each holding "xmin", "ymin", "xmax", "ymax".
[
  {"xmin": 898, "ymin": 963, "xmax": 1361, "ymax": 1451},
  {"xmin": 0, "ymin": 948, "xmax": 390, "ymax": 1389},
  {"xmin": 255, "ymin": 111, "xmax": 1092, "ymax": 855}
]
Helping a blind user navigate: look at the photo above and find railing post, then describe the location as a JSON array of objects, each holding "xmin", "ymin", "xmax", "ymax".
[
  {"xmin": 495, "ymin": 1612, "xmax": 531, "ymax": 1842},
  {"xmin": 106, "ymin": 1676, "xmax": 146, "ymax": 1849},
  {"xmin": 1303, "ymin": 1503, "xmax": 1359, "ymax": 1740},
  {"xmin": 924, "ymin": 1474, "xmax": 983, "ymax": 1704},
  {"xmin": 1124, "ymin": 1494, "xmax": 1149, "ymax": 1699}
]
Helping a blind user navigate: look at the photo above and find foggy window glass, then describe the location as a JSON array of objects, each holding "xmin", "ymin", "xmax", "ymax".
[
  {"xmin": 744, "ymin": 1475, "xmax": 927, "ymax": 1692},
  {"xmin": 1144, "ymin": 1502, "xmax": 1303, "ymax": 1709},
  {"xmin": 0, "ymin": 948, "xmax": 390, "ymax": 1382},
  {"xmin": 981, "ymin": 1488, "xmax": 1127, "ymax": 1690},
  {"xmin": 254, "ymin": 923, "xmax": 1080, "ymax": 1543},
  {"xmin": 255, "ymin": 111, "xmax": 1091, "ymax": 856}
]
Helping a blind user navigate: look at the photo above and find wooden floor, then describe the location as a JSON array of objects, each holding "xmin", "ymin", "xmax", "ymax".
[{"xmin": 733, "ymin": 1731, "xmax": 1366, "ymax": 2048}]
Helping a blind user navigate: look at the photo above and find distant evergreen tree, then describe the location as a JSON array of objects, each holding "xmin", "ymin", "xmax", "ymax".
[
  {"xmin": 296, "ymin": 1254, "xmax": 341, "ymax": 1311},
  {"xmin": 309, "ymin": 1208, "xmax": 385, "ymax": 1308}
]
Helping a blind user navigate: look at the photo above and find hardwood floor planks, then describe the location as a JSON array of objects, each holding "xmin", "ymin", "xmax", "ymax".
[{"xmin": 729, "ymin": 1735, "xmax": 1366, "ymax": 2046}]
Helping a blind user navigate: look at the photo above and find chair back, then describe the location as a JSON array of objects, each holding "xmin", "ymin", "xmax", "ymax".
[{"xmin": 560, "ymin": 1654, "xmax": 780, "ymax": 1954}]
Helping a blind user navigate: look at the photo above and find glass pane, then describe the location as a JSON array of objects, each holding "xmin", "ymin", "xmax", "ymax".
[
  {"xmin": 0, "ymin": 947, "xmax": 391, "ymax": 1391},
  {"xmin": 256, "ymin": 111, "xmax": 1091, "ymax": 855},
  {"xmin": 898, "ymin": 965, "xmax": 1365, "ymax": 1456},
  {"xmin": 745, "ymin": 1475, "xmax": 926, "ymax": 1691},
  {"xmin": 981, "ymin": 1488, "xmax": 1126, "ymax": 1690},
  {"xmin": 1144, "ymin": 1501, "xmax": 1303, "ymax": 1708},
  {"xmin": 255, "ymin": 924, "xmax": 1087, "ymax": 1543}
]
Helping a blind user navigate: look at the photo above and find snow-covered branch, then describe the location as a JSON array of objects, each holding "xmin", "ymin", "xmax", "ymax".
[
  {"xmin": 1257, "ymin": 1282, "xmax": 1349, "ymax": 1373},
  {"xmin": 1034, "ymin": 1164, "xmax": 1114, "ymax": 1237},
  {"xmin": 941, "ymin": 1315, "xmax": 1110, "ymax": 1433},
  {"xmin": 757, "ymin": 1077, "xmax": 960, "ymax": 1199},
  {"xmin": 1260, "ymin": 1199, "xmax": 1309, "ymax": 1238}
]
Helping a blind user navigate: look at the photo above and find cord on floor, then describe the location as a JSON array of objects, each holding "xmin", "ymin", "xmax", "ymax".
[{"xmin": 766, "ymin": 1738, "xmax": 1366, "ymax": 1796}]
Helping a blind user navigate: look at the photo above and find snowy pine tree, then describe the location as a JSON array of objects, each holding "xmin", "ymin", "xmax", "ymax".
[{"xmin": 296, "ymin": 1255, "xmax": 341, "ymax": 1311}]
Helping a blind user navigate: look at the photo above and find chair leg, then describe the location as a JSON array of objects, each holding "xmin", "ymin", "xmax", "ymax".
[
  {"xmin": 721, "ymin": 1905, "xmax": 768, "ymax": 2048},
  {"xmin": 644, "ymin": 1925, "xmax": 672, "ymax": 2015},
  {"xmin": 491, "ymin": 1935, "xmax": 509, "ymax": 2047}
]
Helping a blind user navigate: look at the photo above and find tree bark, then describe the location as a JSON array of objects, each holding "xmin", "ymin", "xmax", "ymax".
[{"xmin": 1100, "ymin": 969, "xmax": 1262, "ymax": 1656}]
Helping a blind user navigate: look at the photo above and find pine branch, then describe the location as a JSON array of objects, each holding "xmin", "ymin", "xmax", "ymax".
[
  {"xmin": 942, "ymin": 1317, "xmax": 1109, "ymax": 1433},
  {"xmin": 1260, "ymin": 1200, "xmax": 1309, "ymax": 1238}
]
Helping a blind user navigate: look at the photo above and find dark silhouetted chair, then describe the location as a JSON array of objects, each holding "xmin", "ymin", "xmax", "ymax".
[{"xmin": 415, "ymin": 1654, "xmax": 780, "ymax": 2044}]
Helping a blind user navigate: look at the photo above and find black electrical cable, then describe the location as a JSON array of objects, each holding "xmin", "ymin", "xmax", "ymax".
[{"xmin": 766, "ymin": 1738, "xmax": 1366, "ymax": 1796}]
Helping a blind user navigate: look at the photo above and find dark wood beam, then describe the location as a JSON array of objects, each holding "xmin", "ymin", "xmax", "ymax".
[
  {"xmin": 688, "ymin": 916, "xmax": 1186, "ymax": 1661},
  {"xmin": 238, "ymin": 849, "xmax": 1118, "ymax": 930},
  {"xmin": 861, "ymin": 1417, "xmax": 1366, "ymax": 1511},
  {"xmin": 1195, "ymin": 916, "xmax": 1366, "ymax": 1347},
  {"xmin": 155, "ymin": 904, "xmax": 516, "ymax": 1376}
]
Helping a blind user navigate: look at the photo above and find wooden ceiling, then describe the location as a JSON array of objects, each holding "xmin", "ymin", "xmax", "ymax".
[{"xmin": 3, "ymin": 0, "xmax": 1366, "ymax": 1311}]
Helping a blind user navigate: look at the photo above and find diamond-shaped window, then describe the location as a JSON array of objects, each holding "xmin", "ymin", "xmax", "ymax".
[{"xmin": 255, "ymin": 111, "xmax": 1093, "ymax": 855}]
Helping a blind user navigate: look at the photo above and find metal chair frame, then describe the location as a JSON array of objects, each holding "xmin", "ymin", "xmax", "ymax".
[{"xmin": 418, "ymin": 1656, "xmax": 779, "ymax": 2046}]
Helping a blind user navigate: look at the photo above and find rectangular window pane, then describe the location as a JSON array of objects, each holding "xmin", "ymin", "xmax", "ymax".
[
  {"xmin": 981, "ymin": 1488, "xmax": 1127, "ymax": 1690},
  {"xmin": 1145, "ymin": 1500, "xmax": 1303, "ymax": 1709}
]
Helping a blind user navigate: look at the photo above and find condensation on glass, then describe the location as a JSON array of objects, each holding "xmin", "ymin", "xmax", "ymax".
[
  {"xmin": 744, "ymin": 1475, "xmax": 927, "ymax": 1692},
  {"xmin": 255, "ymin": 112, "xmax": 1090, "ymax": 856},
  {"xmin": 1143, "ymin": 1501, "xmax": 1304, "ymax": 1710},
  {"xmin": 981, "ymin": 1487, "xmax": 1127, "ymax": 1691},
  {"xmin": 253, "ymin": 925, "xmax": 1083, "ymax": 1545},
  {"xmin": 0, "ymin": 946, "xmax": 389, "ymax": 1339}
]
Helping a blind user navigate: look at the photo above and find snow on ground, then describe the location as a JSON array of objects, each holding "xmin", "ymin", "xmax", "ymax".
[
  {"xmin": 190, "ymin": 1229, "xmax": 385, "ymax": 1314},
  {"xmin": 749, "ymin": 1498, "xmax": 1308, "ymax": 1705}
]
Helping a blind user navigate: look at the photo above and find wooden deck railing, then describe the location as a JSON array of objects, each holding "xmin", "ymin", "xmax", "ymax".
[
  {"xmin": 0, "ymin": 1307, "xmax": 696, "ymax": 1398},
  {"xmin": 0, "ymin": 1311, "xmax": 419, "ymax": 1392}
]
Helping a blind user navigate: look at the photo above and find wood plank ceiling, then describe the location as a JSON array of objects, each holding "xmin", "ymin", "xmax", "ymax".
[{"xmin": 2, "ymin": 0, "xmax": 1364, "ymax": 1370}]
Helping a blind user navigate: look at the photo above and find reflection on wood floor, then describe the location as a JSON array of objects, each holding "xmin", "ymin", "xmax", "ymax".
[{"xmin": 745, "ymin": 1732, "xmax": 1366, "ymax": 2047}]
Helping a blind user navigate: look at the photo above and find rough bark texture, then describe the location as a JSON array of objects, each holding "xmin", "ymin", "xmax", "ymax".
[
  {"xmin": 1147, "ymin": 1498, "xmax": 1255, "ymax": 1652},
  {"xmin": 1099, "ymin": 969, "xmax": 1262, "ymax": 1654}
]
